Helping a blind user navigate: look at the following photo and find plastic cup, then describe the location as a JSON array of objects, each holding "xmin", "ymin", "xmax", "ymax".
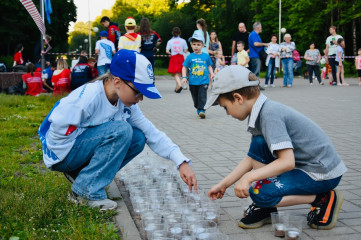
[
  {"xmin": 285, "ymin": 215, "xmax": 303, "ymax": 240},
  {"xmin": 271, "ymin": 212, "xmax": 288, "ymax": 237}
]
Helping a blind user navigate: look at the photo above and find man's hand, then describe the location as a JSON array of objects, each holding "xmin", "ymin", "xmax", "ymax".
[
  {"xmin": 208, "ymin": 182, "xmax": 227, "ymax": 200},
  {"xmin": 234, "ymin": 173, "xmax": 252, "ymax": 198},
  {"xmin": 181, "ymin": 78, "xmax": 188, "ymax": 85},
  {"xmin": 179, "ymin": 162, "xmax": 198, "ymax": 191}
]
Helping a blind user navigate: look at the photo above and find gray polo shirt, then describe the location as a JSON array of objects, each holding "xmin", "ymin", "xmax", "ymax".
[{"xmin": 247, "ymin": 94, "xmax": 347, "ymax": 181}]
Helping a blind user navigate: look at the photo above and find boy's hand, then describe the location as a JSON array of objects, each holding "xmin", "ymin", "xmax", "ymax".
[
  {"xmin": 181, "ymin": 79, "xmax": 188, "ymax": 85},
  {"xmin": 234, "ymin": 173, "xmax": 252, "ymax": 198},
  {"xmin": 179, "ymin": 162, "xmax": 198, "ymax": 191},
  {"xmin": 208, "ymin": 183, "xmax": 227, "ymax": 200}
]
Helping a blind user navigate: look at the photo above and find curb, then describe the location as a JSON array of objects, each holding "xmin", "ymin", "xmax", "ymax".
[{"xmin": 107, "ymin": 179, "xmax": 142, "ymax": 240}]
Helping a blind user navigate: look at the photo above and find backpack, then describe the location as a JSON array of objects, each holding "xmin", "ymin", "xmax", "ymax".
[{"xmin": 292, "ymin": 49, "xmax": 301, "ymax": 62}]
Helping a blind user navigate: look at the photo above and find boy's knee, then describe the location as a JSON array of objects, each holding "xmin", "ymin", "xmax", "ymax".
[
  {"xmin": 112, "ymin": 121, "xmax": 133, "ymax": 141},
  {"xmin": 249, "ymin": 187, "xmax": 281, "ymax": 208},
  {"xmin": 131, "ymin": 127, "xmax": 146, "ymax": 152},
  {"xmin": 250, "ymin": 135, "xmax": 267, "ymax": 149}
]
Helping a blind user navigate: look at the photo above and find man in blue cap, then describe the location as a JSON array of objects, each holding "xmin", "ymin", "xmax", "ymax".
[
  {"xmin": 39, "ymin": 49, "xmax": 198, "ymax": 211},
  {"xmin": 95, "ymin": 30, "xmax": 116, "ymax": 76}
]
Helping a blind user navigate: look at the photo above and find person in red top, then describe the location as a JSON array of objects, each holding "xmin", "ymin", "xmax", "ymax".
[
  {"xmin": 22, "ymin": 63, "xmax": 45, "ymax": 96},
  {"xmin": 100, "ymin": 16, "xmax": 121, "ymax": 50},
  {"xmin": 52, "ymin": 58, "xmax": 71, "ymax": 95},
  {"xmin": 13, "ymin": 44, "xmax": 27, "ymax": 72}
]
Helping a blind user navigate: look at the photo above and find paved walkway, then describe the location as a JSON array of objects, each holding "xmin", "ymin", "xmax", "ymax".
[{"xmin": 113, "ymin": 75, "xmax": 361, "ymax": 240}]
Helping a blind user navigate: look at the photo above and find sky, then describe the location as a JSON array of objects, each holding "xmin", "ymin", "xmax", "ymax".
[{"xmin": 69, "ymin": 0, "xmax": 116, "ymax": 31}]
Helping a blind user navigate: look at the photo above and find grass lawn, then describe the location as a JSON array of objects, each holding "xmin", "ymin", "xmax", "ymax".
[{"xmin": 0, "ymin": 94, "xmax": 120, "ymax": 240}]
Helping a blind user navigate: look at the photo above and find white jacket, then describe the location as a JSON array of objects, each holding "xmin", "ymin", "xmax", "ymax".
[{"xmin": 39, "ymin": 80, "xmax": 190, "ymax": 168}]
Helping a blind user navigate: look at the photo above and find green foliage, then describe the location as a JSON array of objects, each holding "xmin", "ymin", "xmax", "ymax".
[
  {"xmin": 0, "ymin": 94, "xmax": 119, "ymax": 240},
  {"xmin": 0, "ymin": 0, "xmax": 76, "ymax": 61}
]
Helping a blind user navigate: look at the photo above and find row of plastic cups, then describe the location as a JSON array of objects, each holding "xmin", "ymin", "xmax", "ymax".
[
  {"xmin": 271, "ymin": 212, "xmax": 303, "ymax": 240},
  {"xmin": 147, "ymin": 221, "xmax": 221, "ymax": 240}
]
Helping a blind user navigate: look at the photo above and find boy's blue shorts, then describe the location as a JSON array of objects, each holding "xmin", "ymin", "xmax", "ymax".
[{"xmin": 247, "ymin": 135, "xmax": 342, "ymax": 208}]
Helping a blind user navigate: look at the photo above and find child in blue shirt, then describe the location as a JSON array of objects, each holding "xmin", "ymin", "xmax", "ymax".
[{"xmin": 182, "ymin": 31, "xmax": 214, "ymax": 119}]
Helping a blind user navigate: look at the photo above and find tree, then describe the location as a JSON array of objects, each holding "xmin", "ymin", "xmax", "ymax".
[{"xmin": 0, "ymin": 0, "xmax": 76, "ymax": 63}]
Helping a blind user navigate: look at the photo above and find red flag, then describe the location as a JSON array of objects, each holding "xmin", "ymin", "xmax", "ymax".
[{"xmin": 19, "ymin": 0, "xmax": 46, "ymax": 36}]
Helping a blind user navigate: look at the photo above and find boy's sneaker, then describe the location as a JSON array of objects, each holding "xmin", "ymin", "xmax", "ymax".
[
  {"xmin": 264, "ymin": 85, "xmax": 268, "ymax": 88},
  {"xmin": 307, "ymin": 189, "xmax": 344, "ymax": 230},
  {"xmin": 68, "ymin": 191, "xmax": 117, "ymax": 211},
  {"xmin": 238, "ymin": 203, "xmax": 277, "ymax": 229},
  {"xmin": 270, "ymin": 84, "xmax": 276, "ymax": 88},
  {"xmin": 198, "ymin": 110, "xmax": 206, "ymax": 119},
  {"xmin": 64, "ymin": 172, "xmax": 77, "ymax": 184}
]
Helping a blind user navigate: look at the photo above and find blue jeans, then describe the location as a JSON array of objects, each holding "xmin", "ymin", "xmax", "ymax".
[
  {"xmin": 281, "ymin": 58, "xmax": 294, "ymax": 86},
  {"xmin": 247, "ymin": 136, "xmax": 342, "ymax": 208},
  {"xmin": 265, "ymin": 58, "xmax": 276, "ymax": 85},
  {"xmin": 97, "ymin": 64, "xmax": 110, "ymax": 76},
  {"xmin": 250, "ymin": 58, "xmax": 261, "ymax": 77},
  {"xmin": 52, "ymin": 121, "xmax": 146, "ymax": 200}
]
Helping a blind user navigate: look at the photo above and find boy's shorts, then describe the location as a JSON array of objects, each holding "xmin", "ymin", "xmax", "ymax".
[
  {"xmin": 357, "ymin": 69, "xmax": 361, "ymax": 78},
  {"xmin": 247, "ymin": 136, "xmax": 342, "ymax": 208}
]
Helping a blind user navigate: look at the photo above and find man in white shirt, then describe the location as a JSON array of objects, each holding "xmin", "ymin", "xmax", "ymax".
[{"xmin": 325, "ymin": 26, "xmax": 343, "ymax": 85}]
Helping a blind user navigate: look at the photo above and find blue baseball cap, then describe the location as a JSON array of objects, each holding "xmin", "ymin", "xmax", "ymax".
[
  {"xmin": 188, "ymin": 31, "xmax": 205, "ymax": 44},
  {"xmin": 100, "ymin": 30, "xmax": 108, "ymax": 37},
  {"xmin": 110, "ymin": 49, "xmax": 162, "ymax": 99}
]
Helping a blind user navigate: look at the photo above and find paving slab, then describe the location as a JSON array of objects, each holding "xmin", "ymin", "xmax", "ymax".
[{"xmin": 109, "ymin": 75, "xmax": 361, "ymax": 240}]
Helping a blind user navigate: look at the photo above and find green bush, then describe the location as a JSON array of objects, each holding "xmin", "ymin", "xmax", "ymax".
[{"xmin": 0, "ymin": 55, "xmax": 14, "ymax": 68}]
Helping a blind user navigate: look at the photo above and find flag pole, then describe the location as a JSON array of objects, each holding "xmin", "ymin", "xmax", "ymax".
[{"xmin": 40, "ymin": 0, "xmax": 45, "ymax": 71}]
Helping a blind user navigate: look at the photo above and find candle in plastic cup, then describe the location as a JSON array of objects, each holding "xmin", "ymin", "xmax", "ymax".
[{"xmin": 286, "ymin": 230, "xmax": 300, "ymax": 240}]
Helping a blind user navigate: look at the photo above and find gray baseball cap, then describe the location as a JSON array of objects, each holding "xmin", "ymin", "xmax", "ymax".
[
  {"xmin": 204, "ymin": 66, "xmax": 260, "ymax": 109},
  {"xmin": 188, "ymin": 31, "xmax": 205, "ymax": 44}
]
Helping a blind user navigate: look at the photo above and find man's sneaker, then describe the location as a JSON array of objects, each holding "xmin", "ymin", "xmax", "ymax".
[
  {"xmin": 307, "ymin": 189, "xmax": 344, "ymax": 230},
  {"xmin": 198, "ymin": 110, "xmax": 206, "ymax": 119},
  {"xmin": 68, "ymin": 191, "xmax": 118, "ymax": 211},
  {"xmin": 264, "ymin": 85, "xmax": 268, "ymax": 88},
  {"xmin": 238, "ymin": 203, "xmax": 277, "ymax": 229},
  {"xmin": 270, "ymin": 84, "xmax": 276, "ymax": 88}
]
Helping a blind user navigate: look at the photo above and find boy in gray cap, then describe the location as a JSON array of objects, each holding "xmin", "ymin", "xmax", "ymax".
[
  {"xmin": 206, "ymin": 66, "xmax": 346, "ymax": 230},
  {"xmin": 182, "ymin": 31, "xmax": 214, "ymax": 119}
]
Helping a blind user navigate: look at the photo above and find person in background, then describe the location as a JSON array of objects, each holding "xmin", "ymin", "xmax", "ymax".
[
  {"xmin": 192, "ymin": 18, "xmax": 210, "ymax": 55},
  {"xmin": 264, "ymin": 34, "xmax": 279, "ymax": 88},
  {"xmin": 42, "ymin": 61, "xmax": 57, "ymax": 92},
  {"xmin": 231, "ymin": 41, "xmax": 249, "ymax": 68},
  {"xmin": 22, "ymin": 63, "xmax": 44, "ymax": 96},
  {"xmin": 304, "ymin": 42, "xmax": 323, "ymax": 85},
  {"xmin": 95, "ymin": 31, "xmax": 116, "ymax": 76},
  {"xmin": 139, "ymin": 17, "xmax": 162, "ymax": 70},
  {"xmin": 100, "ymin": 16, "xmax": 121, "ymax": 50},
  {"xmin": 181, "ymin": 31, "xmax": 214, "ymax": 119},
  {"xmin": 52, "ymin": 58, "xmax": 71, "ymax": 95},
  {"xmin": 293, "ymin": 49, "xmax": 302, "ymax": 77},
  {"xmin": 71, "ymin": 55, "xmax": 92, "ymax": 90},
  {"xmin": 248, "ymin": 22, "xmax": 268, "ymax": 78},
  {"xmin": 325, "ymin": 26, "xmax": 343, "ymax": 86},
  {"xmin": 279, "ymin": 33, "xmax": 296, "ymax": 87},
  {"xmin": 33, "ymin": 35, "xmax": 52, "ymax": 68},
  {"xmin": 214, "ymin": 50, "xmax": 225, "ymax": 74},
  {"xmin": 232, "ymin": 22, "xmax": 249, "ymax": 58},
  {"xmin": 13, "ymin": 43, "xmax": 27, "ymax": 72},
  {"xmin": 118, "ymin": 17, "xmax": 142, "ymax": 52},
  {"xmin": 208, "ymin": 30, "xmax": 223, "ymax": 69},
  {"xmin": 71, "ymin": 51, "xmax": 88, "ymax": 71},
  {"xmin": 355, "ymin": 48, "xmax": 361, "ymax": 86},
  {"xmin": 88, "ymin": 57, "xmax": 98, "ymax": 79},
  {"xmin": 166, "ymin": 27, "xmax": 188, "ymax": 93},
  {"xmin": 335, "ymin": 38, "xmax": 348, "ymax": 86}
]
